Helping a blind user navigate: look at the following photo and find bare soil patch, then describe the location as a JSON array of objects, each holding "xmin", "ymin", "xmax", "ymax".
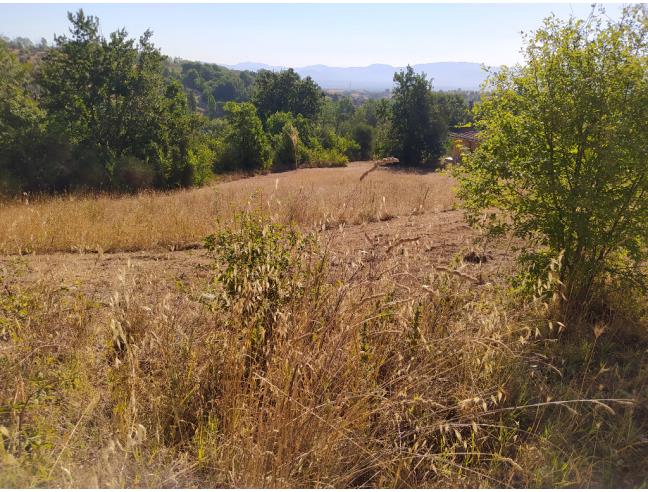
[{"xmin": 3, "ymin": 211, "xmax": 514, "ymax": 304}]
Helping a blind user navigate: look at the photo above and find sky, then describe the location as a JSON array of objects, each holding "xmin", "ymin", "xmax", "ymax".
[{"xmin": 0, "ymin": 3, "xmax": 626, "ymax": 67}]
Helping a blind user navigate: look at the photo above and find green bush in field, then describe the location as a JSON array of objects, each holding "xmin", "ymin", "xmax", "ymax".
[
  {"xmin": 303, "ymin": 147, "xmax": 348, "ymax": 168},
  {"xmin": 264, "ymin": 111, "xmax": 355, "ymax": 168},
  {"xmin": 317, "ymin": 128, "xmax": 359, "ymax": 161},
  {"xmin": 456, "ymin": 6, "xmax": 648, "ymax": 305},
  {"xmin": 204, "ymin": 213, "xmax": 315, "ymax": 373}
]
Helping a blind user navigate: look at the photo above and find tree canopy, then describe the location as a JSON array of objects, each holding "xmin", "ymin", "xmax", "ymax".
[
  {"xmin": 252, "ymin": 68, "xmax": 325, "ymax": 121},
  {"xmin": 386, "ymin": 66, "xmax": 447, "ymax": 166},
  {"xmin": 0, "ymin": 40, "xmax": 44, "ymax": 192},
  {"xmin": 37, "ymin": 10, "xmax": 202, "ymax": 189},
  {"xmin": 217, "ymin": 101, "xmax": 271, "ymax": 172},
  {"xmin": 0, "ymin": 8, "xmax": 479, "ymax": 193},
  {"xmin": 177, "ymin": 60, "xmax": 256, "ymax": 116}
]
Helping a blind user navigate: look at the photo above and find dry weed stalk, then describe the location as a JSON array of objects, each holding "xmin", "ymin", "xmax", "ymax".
[{"xmin": 359, "ymin": 157, "xmax": 400, "ymax": 181}]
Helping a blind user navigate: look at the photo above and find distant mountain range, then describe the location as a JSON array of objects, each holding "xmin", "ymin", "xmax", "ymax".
[{"xmin": 224, "ymin": 62, "xmax": 492, "ymax": 91}]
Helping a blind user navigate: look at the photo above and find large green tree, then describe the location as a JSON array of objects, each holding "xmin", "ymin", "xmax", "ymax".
[
  {"xmin": 217, "ymin": 101, "xmax": 271, "ymax": 171},
  {"xmin": 39, "ymin": 9, "xmax": 200, "ymax": 188},
  {"xmin": 387, "ymin": 66, "xmax": 447, "ymax": 166},
  {"xmin": 457, "ymin": 6, "xmax": 648, "ymax": 304},
  {"xmin": 0, "ymin": 40, "xmax": 44, "ymax": 192},
  {"xmin": 252, "ymin": 68, "xmax": 324, "ymax": 121},
  {"xmin": 436, "ymin": 92, "xmax": 474, "ymax": 127}
]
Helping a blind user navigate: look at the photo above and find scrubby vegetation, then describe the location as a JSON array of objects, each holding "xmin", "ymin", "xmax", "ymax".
[
  {"xmin": 1, "ymin": 4, "xmax": 646, "ymax": 489},
  {"xmin": 456, "ymin": 5, "xmax": 648, "ymax": 311}
]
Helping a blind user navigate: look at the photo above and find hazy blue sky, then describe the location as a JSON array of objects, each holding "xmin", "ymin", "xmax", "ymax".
[{"xmin": 0, "ymin": 3, "xmax": 624, "ymax": 67}]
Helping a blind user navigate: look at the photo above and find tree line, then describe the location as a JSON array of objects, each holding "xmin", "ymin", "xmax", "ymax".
[{"xmin": 0, "ymin": 9, "xmax": 473, "ymax": 194}]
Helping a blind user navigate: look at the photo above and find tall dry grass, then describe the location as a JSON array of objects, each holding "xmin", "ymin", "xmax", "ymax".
[
  {"xmin": 0, "ymin": 228, "xmax": 522, "ymax": 487},
  {"xmin": 1, "ymin": 214, "xmax": 645, "ymax": 487},
  {"xmin": 0, "ymin": 163, "xmax": 455, "ymax": 254}
]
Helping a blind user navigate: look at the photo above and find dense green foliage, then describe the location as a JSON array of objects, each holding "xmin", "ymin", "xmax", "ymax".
[
  {"xmin": 384, "ymin": 66, "xmax": 448, "ymax": 166},
  {"xmin": 0, "ymin": 9, "xmax": 477, "ymax": 193},
  {"xmin": 174, "ymin": 60, "xmax": 256, "ymax": 116},
  {"xmin": 351, "ymin": 123, "xmax": 375, "ymax": 161},
  {"xmin": 1, "ymin": 11, "xmax": 211, "ymax": 191},
  {"xmin": 252, "ymin": 68, "xmax": 325, "ymax": 121},
  {"xmin": 457, "ymin": 6, "xmax": 648, "ymax": 305},
  {"xmin": 40, "ymin": 11, "xmax": 205, "ymax": 189},
  {"xmin": 0, "ymin": 41, "xmax": 43, "ymax": 193},
  {"xmin": 437, "ymin": 91, "xmax": 477, "ymax": 126},
  {"xmin": 266, "ymin": 111, "xmax": 306, "ymax": 168},
  {"xmin": 215, "ymin": 102, "xmax": 271, "ymax": 172}
]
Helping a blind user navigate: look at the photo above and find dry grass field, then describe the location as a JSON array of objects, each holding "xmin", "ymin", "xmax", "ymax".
[
  {"xmin": 0, "ymin": 162, "xmax": 455, "ymax": 255},
  {"xmin": 1, "ymin": 162, "xmax": 647, "ymax": 487}
]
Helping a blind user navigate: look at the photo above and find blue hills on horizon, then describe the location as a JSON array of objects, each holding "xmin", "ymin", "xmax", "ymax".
[{"xmin": 224, "ymin": 61, "xmax": 493, "ymax": 91}]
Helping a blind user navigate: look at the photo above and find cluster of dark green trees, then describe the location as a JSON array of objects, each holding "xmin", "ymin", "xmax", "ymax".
[
  {"xmin": 0, "ymin": 10, "xmax": 473, "ymax": 194},
  {"xmin": 1, "ymin": 11, "xmax": 209, "ymax": 192},
  {"xmin": 175, "ymin": 60, "xmax": 256, "ymax": 117}
]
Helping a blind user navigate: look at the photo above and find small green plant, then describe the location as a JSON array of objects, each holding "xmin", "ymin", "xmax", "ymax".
[
  {"xmin": 204, "ymin": 212, "xmax": 315, "ymax": 375},
  {"xmin": 304, "ymin": 147, "xmax": 348, "ymax": 168}
]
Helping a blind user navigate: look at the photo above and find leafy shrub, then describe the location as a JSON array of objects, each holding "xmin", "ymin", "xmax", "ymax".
[
  {"xmin": 204, "ymin": 212, "xmax": 316, "ymax": 375},
  {"xmin": 317, "ymin": 128, "xmax": 359, "ymax": 161},
  {"xmin": 456, "ymin": 7, "xmax": 648, "ymax": 307},
  {"xmin": 266, "ymin": 112, "xmax": 305, "ymax": 169},
  {"xmin": 187, "ymin": 136, "xmax": 215, "ymax": 186},
  {"xmin": 351, "ymin": 123, "xmax": 375, "ymax": 160},
  {"xmin": 303, "ymin": 147, "xmax": 348, "ymax": 168},
  {"xmin": 272, "ymin": 123, "xmax": 302, "ymax": 169},
  {"xmin": 265, "ymin": 112, "xmax": 354, "ymax": 169}
]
